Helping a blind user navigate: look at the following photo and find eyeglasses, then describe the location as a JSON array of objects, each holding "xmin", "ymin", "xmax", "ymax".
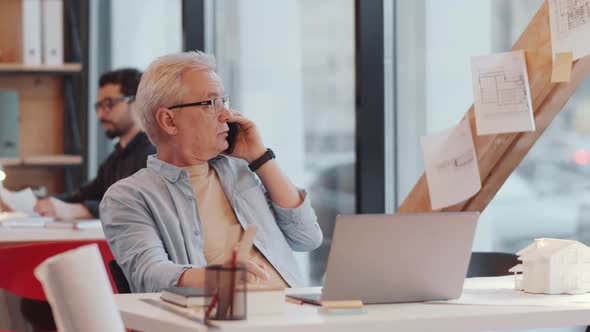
[
  {"xmin": 94, "ymin": 96, "xmax": 134, "ymax": 113},
  {"xmin": 168, "ymin": 95, "xmax": 230, "ymax": 116}
]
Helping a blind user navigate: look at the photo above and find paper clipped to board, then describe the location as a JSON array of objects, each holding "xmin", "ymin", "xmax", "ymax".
[
  {"xmin": 549, "ymin": 0, "xmax": 590, "ymax": 60},
  {"xmin": 421, "ymin": 117, "xmax": 481, "ymax": 210},
  {"xmin": 471, "ymin": 50, "xmax": 535, "ymax": 135}
]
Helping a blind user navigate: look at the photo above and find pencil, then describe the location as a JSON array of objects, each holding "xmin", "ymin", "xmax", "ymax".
[{"xmin": 229, "ymin": 249, "xmax": 238, "ymax": 316}]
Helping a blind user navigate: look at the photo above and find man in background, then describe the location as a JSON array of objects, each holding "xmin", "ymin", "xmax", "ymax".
[{"xmin": 32, "ymin": 68, "xmax": 155, "ymax": 219}]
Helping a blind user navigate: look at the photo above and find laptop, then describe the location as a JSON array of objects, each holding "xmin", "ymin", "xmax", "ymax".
[{"xmin": 289, "ymin": 212, "xmax": 479, "ymax": 304}]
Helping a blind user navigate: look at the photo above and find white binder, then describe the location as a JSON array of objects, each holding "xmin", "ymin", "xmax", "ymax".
[
  {"xmin": 42, "ymin": 0, "xmax": 64, "ymax": 65},
  {"xmin": 22, "ymin": 0, "xmax": 42, "ymax": 65}
]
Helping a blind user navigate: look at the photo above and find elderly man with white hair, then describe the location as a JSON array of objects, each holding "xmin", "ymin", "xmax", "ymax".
[{"xmin": 99, "ymin": 51, "xmax": 323, "ymax": 293}]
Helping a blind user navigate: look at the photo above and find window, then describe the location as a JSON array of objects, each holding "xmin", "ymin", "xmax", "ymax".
[
  {"xmin": 209, "ymin": 0, "xmax": 355, "ymax": 285},
  {"xmin": 88, "ymin": 0, "xmax": 182, "ymax": 174},
  {"xmin": 395, "ymin": 0, "xmax": 590, "ymax": 254}
]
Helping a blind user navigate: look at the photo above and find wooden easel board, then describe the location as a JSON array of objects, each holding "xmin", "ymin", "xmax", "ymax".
[{"xmin": 399, "ymin": 2, "xmax": 590, "ymax": 213}]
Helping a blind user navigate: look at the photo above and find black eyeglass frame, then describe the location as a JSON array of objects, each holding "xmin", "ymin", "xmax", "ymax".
[
  {"xmin": 167, "ymin": 95, "xmax": 230, "ymax": 111},
  {"xmin": 94, "ymin": 96, "xmax": 135, "ymax": 113}
]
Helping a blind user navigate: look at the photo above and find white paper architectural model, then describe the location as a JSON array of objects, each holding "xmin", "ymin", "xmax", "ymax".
[{"xmin": 509, "ymin": 238, "xmax": 590, "ymax": 295}]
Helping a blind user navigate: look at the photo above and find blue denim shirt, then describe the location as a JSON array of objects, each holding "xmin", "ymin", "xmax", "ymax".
[{"xmin": 99, "ymin": 155, "xmax": 323, "ymax": 293}]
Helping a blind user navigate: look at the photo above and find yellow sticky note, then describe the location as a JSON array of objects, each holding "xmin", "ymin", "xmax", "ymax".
[
  {"xmin": 321, "ymin": 300, "xmax": 364, "ymax": 309},
  {"xmin": 551, "ymin": 52, "xmax": 573, "ymax": 83}
]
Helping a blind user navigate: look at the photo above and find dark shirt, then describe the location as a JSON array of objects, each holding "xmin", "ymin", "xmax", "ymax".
[{"xmin": 57, "ymin": 132, "xmax": 155, "ymax": 217}]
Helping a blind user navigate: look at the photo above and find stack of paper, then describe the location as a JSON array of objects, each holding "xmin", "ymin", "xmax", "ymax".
[
  {"xmin": 160, "ymin": 287, "xmax": 210, "ymax": 307},
  {"xmin": 0, "ymin": 212, "xmax": 53, "ymax": 228},
  {"xmin": 45, "ymin": 219, "xmax": 102, "ymax": 230},
  {"xmin": 242, "ymin": 285, "xmax": 286, "ymax": 315},
  {"xmin": 0, "ymin": 186, "xmax": 37, "ymax": 215},
  {"xmin": 158, "ymin": 285, "xmax": 286, "ymax": 316}
]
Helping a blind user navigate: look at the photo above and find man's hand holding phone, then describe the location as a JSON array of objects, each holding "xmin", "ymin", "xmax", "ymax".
[
  {"xmin": 225, "ymin": 110, "xmax": 303, "ymax": 209},
  {"xmin": 224, "ymin": 111, "xmax": 267, "ymax": 164}
]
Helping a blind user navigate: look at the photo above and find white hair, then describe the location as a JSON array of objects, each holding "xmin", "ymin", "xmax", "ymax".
[{"xmin": 134, "ymin": 51, "xmax": 217, "ymax": 144}]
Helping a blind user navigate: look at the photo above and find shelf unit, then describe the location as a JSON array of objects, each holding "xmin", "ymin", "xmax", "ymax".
[
  {"xmin": 0, "ymin": 0, "xmax": 88, "ymax": 194},
  {"xmin": 0, "ymin": 63, "xmax": 82, "ymax": 74},
  {"xmin": 0, "ymin": 155, "xmax": 83, "ymax": 167}
]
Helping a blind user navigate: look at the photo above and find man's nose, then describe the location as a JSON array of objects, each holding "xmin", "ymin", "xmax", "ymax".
[
  {"xmin": 96, "ymin": 106, "xmax": 107, "ymax": 119},
  {"xmin": 218, "ymin": 106, "xmax": 232, "ymax": 121}
]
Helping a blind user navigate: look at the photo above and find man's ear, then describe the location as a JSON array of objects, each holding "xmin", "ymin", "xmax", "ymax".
[{"xmin": 155, "ymin": 107, "xmax": 178, "ymax": 136}]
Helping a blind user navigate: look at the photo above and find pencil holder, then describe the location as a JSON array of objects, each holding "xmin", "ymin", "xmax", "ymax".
[{"xmin": 204, "ymin": 264, "xmax": 248, "ymax": 321}]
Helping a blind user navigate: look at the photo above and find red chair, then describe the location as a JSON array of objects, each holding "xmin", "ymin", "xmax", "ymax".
[
  {"xmin": 0, "ymin": 240, "xmax": 117, "ymax": 301},
  {"xmin": 0, "ymin": 240, "xmax": 117, "ymax": 331}
]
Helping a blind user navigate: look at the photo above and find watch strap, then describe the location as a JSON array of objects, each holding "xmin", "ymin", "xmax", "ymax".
[{"xmin": 248, "ymin": 148, "xmax": 275, "ymax": 172}]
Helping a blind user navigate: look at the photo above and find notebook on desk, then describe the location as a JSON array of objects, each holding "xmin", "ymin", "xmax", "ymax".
[
  {"xmin": 45, "ymin": 219, "xmax": 102, "ymax": 230},
  {"xmin": 0, "ymin": 212, "xmax": 54, "ymax": 228},
  {"xmin": 289, "ymin": 212, "xmax": 479, "ymax": 305}
]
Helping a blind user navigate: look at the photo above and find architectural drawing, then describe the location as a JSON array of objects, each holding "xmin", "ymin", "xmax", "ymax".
[
  {"xmin": 471, "ymin": 50, "xmax": 535, "ymax": 135},
  {"xmin": 479, "ymin": 71, "xmax": 528, "ymax": 113},
  {"xmin": 549, "ymin": 0, "xmax": 590, "ymax": 59},
  {"xmin": 556, "ymin": 0, "xmax": 590, "ymax": 36}
]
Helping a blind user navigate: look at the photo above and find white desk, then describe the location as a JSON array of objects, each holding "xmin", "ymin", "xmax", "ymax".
[
  {"xmin": 115, "ymin": 277, "xmax": 590, "ymax": 332},
  {"xmin": 0, "ymin": 227, "xmax": 104, "ymax": 247}
]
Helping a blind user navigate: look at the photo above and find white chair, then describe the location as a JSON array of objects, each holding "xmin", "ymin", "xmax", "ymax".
[{"xmin": 34, "ymin": 244, "xmax": 125, "ymax": 332}]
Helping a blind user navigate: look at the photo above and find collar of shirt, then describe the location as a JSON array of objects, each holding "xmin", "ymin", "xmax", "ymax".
[
  {"xmin": 181, "ymin": 163, "xmax": 210, "ymax": 178},
  {"xmin": 114, "ymin": 132, "xmax": 150, "ymax": 158},
  {"xmin": 147, "ymin": 155, "xmax": 224, "ymax": 183}
]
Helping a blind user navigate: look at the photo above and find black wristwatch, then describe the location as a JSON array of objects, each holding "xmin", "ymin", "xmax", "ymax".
[{"xmin": 248, "ymin": 148, "xmax": 275, "ymax": 172}]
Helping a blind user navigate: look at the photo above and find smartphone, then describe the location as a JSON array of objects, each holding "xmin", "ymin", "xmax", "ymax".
[{"xmin": 225, "ymin": 122, "xmax": 240, "ymax": 154}]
